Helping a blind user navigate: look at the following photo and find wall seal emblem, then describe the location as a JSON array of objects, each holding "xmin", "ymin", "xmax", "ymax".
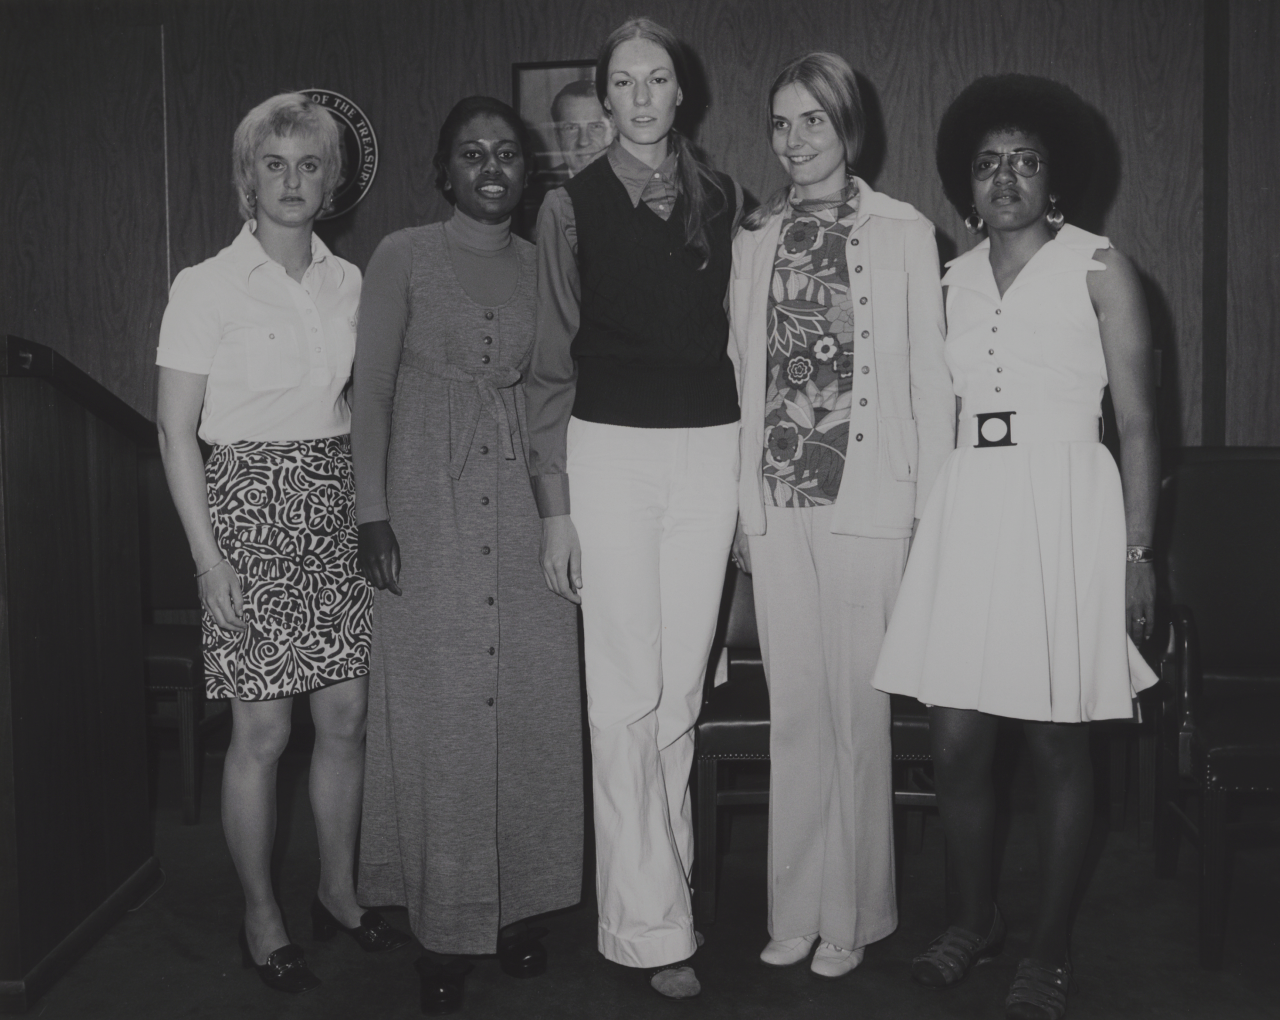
[{"xmin": 304, "ymin": 89, "xmax": 378, "ymax": 220}]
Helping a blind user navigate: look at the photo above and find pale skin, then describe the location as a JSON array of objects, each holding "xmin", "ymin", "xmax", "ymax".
[
  {"xmin": 969, "ymin": 129, "xmax": 1157, "ymax": 643},
  {"xmin": 540, "ymin": 36, "xmax": 684, "ymax": 603},
  {"xmin": 157, "ymin": 131, "xmax": 369, "ymax": 964}
]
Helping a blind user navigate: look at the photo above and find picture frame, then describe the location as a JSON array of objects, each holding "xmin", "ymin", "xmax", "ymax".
[{"xmin": 512, "ymin": 59, "xmax": 614, "ymax": 230}]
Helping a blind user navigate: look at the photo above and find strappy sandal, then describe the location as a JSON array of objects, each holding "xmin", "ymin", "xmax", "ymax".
[
  {"xmin": 1005, "ymin": 956, "xmax": 1071, "ymax": 1020},
  {"xmin": 910, "ymin": 905, "xmax": 1006, "ymax": 987}
]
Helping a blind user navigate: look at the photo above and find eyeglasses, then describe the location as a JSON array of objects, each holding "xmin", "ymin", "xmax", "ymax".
[{"xmin": 971, "ymin": 150, "xmax": 1047, "ymax": 181}]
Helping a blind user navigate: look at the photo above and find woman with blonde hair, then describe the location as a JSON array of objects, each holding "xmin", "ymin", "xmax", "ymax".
[
  {"xmin": 729, "ymin": 52, "xmax": 953, "ymax": 977},
  {"xmin": 527, "ymin": 16, "xmax": 743, "ymax": 1001},
  {"xmin": 156, "ymin": 92, "xmax": 408, "ymax": 995}
]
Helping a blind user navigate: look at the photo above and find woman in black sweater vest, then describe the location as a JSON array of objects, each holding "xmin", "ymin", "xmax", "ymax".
[{"xmin": 525, "ymin": 16, "xmax": 741, "ymax": 1002}]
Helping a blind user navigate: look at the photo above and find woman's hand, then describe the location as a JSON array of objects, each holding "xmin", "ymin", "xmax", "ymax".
[
  {"xmin": 1126, "ymin": 561, "xmax": 1156, "ymax": 645},
  {"xmin": 199, "ymin": 558, "xmax": 246, "ymax": 632},
  {"xmin": 358, "ymin": 521, "xmax": 402, "ymax": 595},
  {"xmin": 730, "ymin": 520, "xmax": 752, "ymax": 574},
  {"xmin": 541, "ymin": 515, "xmax": 582, "ymax": 604}
]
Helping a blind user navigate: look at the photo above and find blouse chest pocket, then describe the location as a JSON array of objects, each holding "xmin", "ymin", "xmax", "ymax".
[{"xmin": 242, "ymin": 326, "xmax": 304, "ymax": 392}]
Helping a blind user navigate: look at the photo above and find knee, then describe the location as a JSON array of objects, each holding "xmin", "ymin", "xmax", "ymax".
[
  {"xmin": 315, "ymin": 700, "xmax": 367, "ymax": 746},
  {"xmin": 231, "ymin": 714, "xmax": 292, "ymax": 763}
]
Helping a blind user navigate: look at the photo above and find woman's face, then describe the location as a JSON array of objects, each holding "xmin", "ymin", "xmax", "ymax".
[
  {"xmin": 251, "ymin": 132, "xmax": 327, "ymax": 228},
  {"xmin": 771, "ymin": 82, "xmax": 846, "ymax": 201},
  {"xmin": 970, "ymin": 128, "xmax": 1052, "ymax": 232},
  {"xmin": 444, "ymin": 113, "xmax": 525, "ymax": 224},
  {"xmin": 604, "ymin": 37, "xmax": 682, "ymax": 150}
]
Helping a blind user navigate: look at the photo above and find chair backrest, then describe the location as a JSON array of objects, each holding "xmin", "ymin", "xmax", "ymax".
[
  {"xmin": 723, "ymin": 567, "xmax": 759, "ymax": 650},
  {"xmin": 1162, "ymin": 448, "xmax": 1280, "ymax": 669}
]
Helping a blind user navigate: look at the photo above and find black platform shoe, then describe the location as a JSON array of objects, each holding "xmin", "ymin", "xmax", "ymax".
[
  {"xmin": 415, "ymin": 956, "xmax": 473, "ymax": 1016},
  {"xmin": 311, "ymin": 896, "xmax": 413, "ymax": 952},
  {"xmin": 498, "ymin": 926, "xmax": 548, "ymax": 978},
  {"xmin": 239, "ymin": 927, "xmax": 321, "ymax": 993}
]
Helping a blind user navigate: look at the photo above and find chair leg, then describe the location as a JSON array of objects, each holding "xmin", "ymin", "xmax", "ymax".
[
  {"xmin": 1199, "ymin": 786, "xmax": 1228, "ymax": 969},
  {"xmin": 694, "ymin": 758, "xmax": 719, "ymax": 926},
  {"xmin": 176, "ymin": 689, "xmax": 199, "ymax": 825}
]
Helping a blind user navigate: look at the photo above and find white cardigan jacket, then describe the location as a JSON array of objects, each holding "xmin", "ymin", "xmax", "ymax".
[{"xmin": 728, "ymin": 179, "xmax": 954, "ymax": 538}]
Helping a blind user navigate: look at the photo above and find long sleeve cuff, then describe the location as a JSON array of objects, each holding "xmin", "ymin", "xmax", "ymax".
[{"xmin": 531, "ymin": 473, "xmax": 571, "ymax": 518}]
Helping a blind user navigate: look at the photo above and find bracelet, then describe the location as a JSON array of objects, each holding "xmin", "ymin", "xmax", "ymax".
[
  {"xmin": 1126, "ymin": 545, "xmax": 1155, "ymax": 564},
  {"xmin": 195, "ymin": 556, "xmax": 227, "ymax": 578}
]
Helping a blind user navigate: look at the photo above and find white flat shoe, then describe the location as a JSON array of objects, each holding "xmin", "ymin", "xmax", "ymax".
[
  {"xmin": 810, "ymin": 942, "xmax": 865, "ymax": 978},
  {"xmin": 760, "ymin": 933, "xmax": 819, "ymax": 967}
]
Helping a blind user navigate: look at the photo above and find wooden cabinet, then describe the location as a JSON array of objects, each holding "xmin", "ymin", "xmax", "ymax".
[{"xmin": 0, "ymin": 336, "xmax": 158, "ymax": 1013}]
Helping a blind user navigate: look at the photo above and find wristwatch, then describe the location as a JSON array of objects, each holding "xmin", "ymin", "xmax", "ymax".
[{"xmin": 1126, "ymin": 545, "xmax": 1155, "ymax": 564}]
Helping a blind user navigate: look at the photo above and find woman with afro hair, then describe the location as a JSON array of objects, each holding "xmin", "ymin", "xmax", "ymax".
[{"xmin": 873, "ymin": 74, "xmax": 1159, "ymax": 1020}]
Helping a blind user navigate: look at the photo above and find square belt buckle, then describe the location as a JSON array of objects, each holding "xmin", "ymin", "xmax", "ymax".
[{"xmin": 975, "ymin": 411, "xmax": 1016, "ymax": 447}]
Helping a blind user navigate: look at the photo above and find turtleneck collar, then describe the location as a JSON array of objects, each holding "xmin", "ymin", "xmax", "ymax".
[{"xmin": 444, "ymin": 207, "xmax": 512, "ymax": 255}]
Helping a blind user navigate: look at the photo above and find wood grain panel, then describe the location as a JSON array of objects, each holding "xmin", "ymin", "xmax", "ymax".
[
  {"xmin": 0, "ymin": 2, "xmax": 167, "ymax": 419},
  {"xmin": 0, "ymin": 0, "xmax": 1213, "ymax": 446},
  {"xmin": 1227, "ymin": 0, "xmax": 1280, "ymax": 445}
]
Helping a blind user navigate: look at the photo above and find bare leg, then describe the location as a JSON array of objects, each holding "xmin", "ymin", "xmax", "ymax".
[
  {"xmin": 929, "ymin": 706, "xmax": 1000, "ymax": 934},
  {"xmin": 1021, "ymin": 720, "xmax": 1093, "ymax": 966},
  {"xmin": 310, "ymin": 676, "xmax": 369, "ymax": 929},
  {"xmin": 223, "ymin": 696, "xmax": 293, "ymax": 963}
]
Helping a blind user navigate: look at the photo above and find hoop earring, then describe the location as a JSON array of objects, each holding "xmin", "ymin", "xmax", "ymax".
[
  {"xmin": 964, "ymin": 206, "xmax": 985, "ymax": 235},
  {"xmin": 244, "ymin": 190, "xmax": 256, "ymax": 212},
  {"xmin": 1046, "ymin": 196, "xmax": 1065, "ymax": 231}
]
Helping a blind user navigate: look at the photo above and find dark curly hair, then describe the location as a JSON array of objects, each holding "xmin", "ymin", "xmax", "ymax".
[
  {"xmin": 433, "ymin": 96, "xmax": 533, "ymax": 201},
  {"xmin": 936, "ymin": 74, "xmax": 1096, "ymax": 219}
]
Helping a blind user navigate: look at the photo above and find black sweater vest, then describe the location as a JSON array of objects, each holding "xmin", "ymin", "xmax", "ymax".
[{"xmin": 565, "ymin": 156, "xmax": 740, "ymax": 428}]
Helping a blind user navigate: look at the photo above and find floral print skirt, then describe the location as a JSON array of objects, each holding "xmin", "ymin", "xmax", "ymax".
[{"xmin": 203, "ymin": 435, "xmax": 372, "ymax": 701}]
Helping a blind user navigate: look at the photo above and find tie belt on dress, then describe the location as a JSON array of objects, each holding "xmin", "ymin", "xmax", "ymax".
[
  {"xmin": 399, "ymin": 351, "xmax": 521, "ymax": 479},
  {"xmin": 960, "ymin": 411, "xmax": 1102, "ymax": 448}
]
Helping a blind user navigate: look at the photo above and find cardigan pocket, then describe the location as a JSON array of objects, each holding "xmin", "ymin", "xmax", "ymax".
[{"xmin": 881, "ymin": 416, "xmax": 919, "ymax": 482}]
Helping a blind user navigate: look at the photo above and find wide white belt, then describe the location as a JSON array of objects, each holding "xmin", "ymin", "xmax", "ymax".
[{"xmin": 959, "ymin": 411, "xmax": 1101, "ymax": 448}]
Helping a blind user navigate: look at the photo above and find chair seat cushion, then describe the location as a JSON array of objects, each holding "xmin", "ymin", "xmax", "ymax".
[
  {"xmin": 1199, "ymin": 695, "xmax": 1280, "ymax": 791},
  {"xmin": 697, "ymin": 662, "xmax": 770, "ymax": 759},
  {"xmin": 144, "ymin": 624, "xmax": 203, "ymax": 692},
  {"xmin": 890, "ymin": 694, "xmax": 932, "ymax": 760}
]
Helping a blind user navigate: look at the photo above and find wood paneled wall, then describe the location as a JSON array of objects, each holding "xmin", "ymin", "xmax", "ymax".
[
  {"xmin": 0, "ymin": 0, "xmax": 1269, "ymax": 446},
  {"xmin": 1227, "ymin": 0, "xmax": 1280, "ymax": 445}
]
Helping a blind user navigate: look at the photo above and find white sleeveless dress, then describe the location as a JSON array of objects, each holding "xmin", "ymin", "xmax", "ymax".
[{"xmin": 872, "ymin": 224, "xmax": 1157, "ymax": 722}]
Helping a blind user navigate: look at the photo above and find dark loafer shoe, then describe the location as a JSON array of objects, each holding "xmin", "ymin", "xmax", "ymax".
[
  {"xmin": 498, "ymin": 926, "xmax": 548, "ymax": 978},
  {"xmin": 240, "ymin": 928, "xmax": 321, "ymax": 993},
  {"xmin": 312, "ymin": 896, "xmax": 413, "ymax": 952},
  {"xmin": 416, "ymin": 956, "xmax": 473, "ymax": 1015}
]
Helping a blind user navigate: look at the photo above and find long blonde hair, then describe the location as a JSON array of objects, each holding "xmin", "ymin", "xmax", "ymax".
[{"xmin": 744, "ymin": 52, "xmax": 865, "ymax": 230}]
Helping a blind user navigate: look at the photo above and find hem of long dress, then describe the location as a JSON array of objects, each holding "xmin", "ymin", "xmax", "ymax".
[{"xmin": 872, "ymin": 687, "xmax": 1141, "ymax": 724}]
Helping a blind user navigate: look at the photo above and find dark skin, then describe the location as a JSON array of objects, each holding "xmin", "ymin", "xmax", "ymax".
[{"xmin": 357, "ymin": 112, "xmax": 526, "ymax": 595}]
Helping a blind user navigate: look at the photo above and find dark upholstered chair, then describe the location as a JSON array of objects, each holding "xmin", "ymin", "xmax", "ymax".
[
  {"xmin": 139, "ymin": 450, "xmax": 224, "ymax": 824},
  {"xmin": 693, "ymin": 565, "xmax": 936, "ymax": 924},
  {"xmin": 1153, "ymin": 448, "xmax": 1280, "ymax": 967}
]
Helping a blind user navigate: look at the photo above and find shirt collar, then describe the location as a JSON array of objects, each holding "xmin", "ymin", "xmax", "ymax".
[
  {"xmin": 606, "ymin": 138, "xmax": 678, "ymax": 207},
  {"xmin": 229, "ymin": 220, "xmax": 338, "ymax": 284},
  {"xmin": 940, "ymin": 223, "xmax": 1108, "ymax": 299}
]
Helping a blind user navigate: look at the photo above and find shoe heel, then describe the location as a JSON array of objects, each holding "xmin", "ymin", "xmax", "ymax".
[{"xmin": 310, "ymin": 899, "xmax": 338, "ymax": 941}]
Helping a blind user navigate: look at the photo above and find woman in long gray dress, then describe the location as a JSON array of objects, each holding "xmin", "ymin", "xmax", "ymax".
[{"xmin": 350, "ymin": 96, "xmax": 583, "ymax": 1016}]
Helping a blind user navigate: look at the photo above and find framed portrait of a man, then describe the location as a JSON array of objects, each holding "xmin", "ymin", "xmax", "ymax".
[{"xmin": 513, "ymin": 60, "xmax": 615, "ymax": 231}]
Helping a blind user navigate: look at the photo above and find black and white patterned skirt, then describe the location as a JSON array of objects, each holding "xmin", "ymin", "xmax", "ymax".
[{"xmin": 203, "ymin": 435, "xmax": 372, "ymax": 701}]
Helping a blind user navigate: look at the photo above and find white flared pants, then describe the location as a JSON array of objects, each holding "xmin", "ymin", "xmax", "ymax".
[
  {"xmin": 567, "ymin": 417, "xmax": 739, "ymax": 968},
  {"xmin": 748, "ymin": 505, "xmax": 903, "ymax": 950}
]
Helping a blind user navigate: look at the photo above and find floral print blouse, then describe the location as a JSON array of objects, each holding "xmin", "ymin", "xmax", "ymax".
[{"xmin": 762, "ymin": 183, "xmax": 860, "ymax": 507}]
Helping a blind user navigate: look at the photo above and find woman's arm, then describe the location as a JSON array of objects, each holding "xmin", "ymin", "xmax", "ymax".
[
  {"xmin": 350, "ymin": 231, "xmax": 413, "ymax": 595},
  {"xmin": 156, "ymin": 366, "xmax": 245, "ymax": 632},
  {"xmin": 527, "ymin": 188, "xmax": 585, "ymax": 603},
  {"xmin": 1090, "ymin": 246, "xmax": 1159, "ymax": 644}
]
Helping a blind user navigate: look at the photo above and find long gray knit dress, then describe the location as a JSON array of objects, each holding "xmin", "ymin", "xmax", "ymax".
[{"xmin": 353, "ymin": 219, "xmax": 582, "ymax": 955}]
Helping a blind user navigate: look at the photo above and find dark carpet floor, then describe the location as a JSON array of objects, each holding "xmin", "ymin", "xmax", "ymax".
[{"xmin": 28, "ymin": 709, "xmax": 1279, "ymax": 1019}]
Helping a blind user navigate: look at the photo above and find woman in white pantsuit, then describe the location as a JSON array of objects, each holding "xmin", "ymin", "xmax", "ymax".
[
  {"xmin": 526, "ymin": 17, "xmax": 744, "ymax": 1001},
  {"xmin": 728, "ymin": 53, "xmax": 953, "ymax": 978}
]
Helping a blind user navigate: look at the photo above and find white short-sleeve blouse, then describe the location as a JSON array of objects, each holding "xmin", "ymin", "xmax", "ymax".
[{"xmin": 156, "ymin": 221, "xmax": 361, "ymax": 445}]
